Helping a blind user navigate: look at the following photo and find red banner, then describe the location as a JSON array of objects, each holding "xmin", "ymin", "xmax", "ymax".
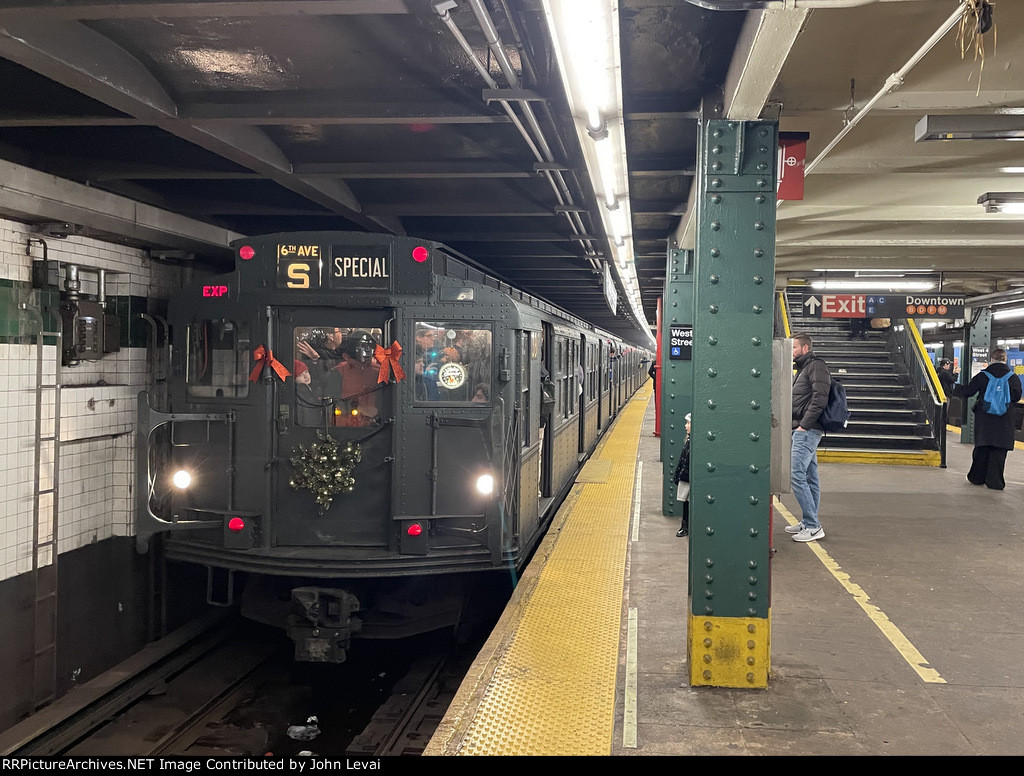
[{"xmin": 777, "ymin": 132, "xmax": 809, "ymax": 201}]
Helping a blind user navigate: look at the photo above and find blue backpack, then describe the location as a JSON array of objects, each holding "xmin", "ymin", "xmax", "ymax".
[
  {"xmin": 979, "ymin": 371, "xmax": 1013, "ymax": 416},
  {"xmin": 820, "ymin": 377, "xmax": 851, "ymax": 432}
]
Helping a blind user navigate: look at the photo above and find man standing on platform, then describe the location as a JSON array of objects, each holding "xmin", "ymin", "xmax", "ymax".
[
  {"xmin": 959, "ymin": 348, "xmax": 1022, "ymax": 490},
  {"xmin": 937, "ymin": 358, "xmax": 958, "ymax": 397},
  {"xmin": 788, "ymin": 333, "xmax": 830, "ymax": 543}
]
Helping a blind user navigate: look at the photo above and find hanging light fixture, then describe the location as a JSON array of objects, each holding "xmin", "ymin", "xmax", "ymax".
[{"xmin": 977, "ymin": 192, "xmax": 1024, "ymax": 214}]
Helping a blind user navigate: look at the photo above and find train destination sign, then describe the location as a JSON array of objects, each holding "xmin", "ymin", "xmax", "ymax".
[
  {"xmin": 669, "ymin": 325, "xmax": 693, "ymax": 360},
  {"xmin": 801, "ymin": 293, "xmax": 964, "ymax": 319},
  {"xmin": 277, "ymin": 244, "xmax": 392, "ymax": 291}
]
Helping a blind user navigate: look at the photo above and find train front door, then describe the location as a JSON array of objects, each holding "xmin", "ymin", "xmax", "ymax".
[{"xmin": 274, "ymin": 309, "xmax": 395, "ymax": 547}]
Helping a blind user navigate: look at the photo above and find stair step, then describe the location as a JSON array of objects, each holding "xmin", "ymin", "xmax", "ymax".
[
  {"xmin": 824, "ymin": 432, "xmax": 931, "ymax": 441},
  {"xmin": 846, "ymin": 394, "xmax": 914, "ymax": 401},
  {"xmin": 852, "ymin": 408, "xmax": 922, "ymax": 415},
  {"xmin": 846, "ymin": 420, "xmax": 924, "ymax": 428},
  {"xmin": 833, "ymin": 373, "xmax": 905, "ymax": 381},
  {"xmin": 818, "ymin": 447, "xmax": 937, "ymax": 456}
]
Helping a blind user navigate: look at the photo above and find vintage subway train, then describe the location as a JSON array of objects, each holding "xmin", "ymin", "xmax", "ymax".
[{"xmin": 137, "ymin": 232, "xmax": 648, "ymax": 661}]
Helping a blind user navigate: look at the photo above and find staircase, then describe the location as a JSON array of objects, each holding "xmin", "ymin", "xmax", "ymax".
[{"xmin": 784, "ymin": 292, "xmax": 941, "ymax": 465}]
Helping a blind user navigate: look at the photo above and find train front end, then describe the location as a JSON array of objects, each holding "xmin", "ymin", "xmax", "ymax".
[{"xmin": 136, "ymin": 233, "xmax": 514, "ymax": 661}]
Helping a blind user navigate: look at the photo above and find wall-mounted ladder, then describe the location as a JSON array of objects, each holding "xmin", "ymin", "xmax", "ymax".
[{"xmin": 21, "ymin": 302, "xmax": 63, "ymax": 711}]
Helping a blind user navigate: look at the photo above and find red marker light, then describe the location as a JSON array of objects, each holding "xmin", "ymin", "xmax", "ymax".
[
  {"xmin": 228, "ymin": 517, "xmax": 246, "ymax": 532},
  {"xmin": 406, "ymin": 523, "xmax": 423, "ymax": 537},
  {"xmin": 239, "ymin": 245, "xmax": 255, "ymax": 260},
  {"xmin": 412, "ymin": 246, "xmax": 429, "ymax": 263}
]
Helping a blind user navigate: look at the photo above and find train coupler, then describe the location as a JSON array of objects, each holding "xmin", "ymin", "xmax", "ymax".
[{"xmin": 286, "ymin": 587, "xmax": 362, "ymax": 663}]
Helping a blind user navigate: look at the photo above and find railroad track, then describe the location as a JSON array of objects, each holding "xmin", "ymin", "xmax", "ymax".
[
  {"xmin": 345, "ymin": 635, "xmax": 479, "ymax": 757},
  {"xmin": 0, "ymin": 613, "xmax": 284, "ymax": 757}
]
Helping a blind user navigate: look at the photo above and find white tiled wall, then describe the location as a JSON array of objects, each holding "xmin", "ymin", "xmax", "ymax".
[{"xmin": 0, "ymin": 217, "xmax": 181, "ymax": 582}]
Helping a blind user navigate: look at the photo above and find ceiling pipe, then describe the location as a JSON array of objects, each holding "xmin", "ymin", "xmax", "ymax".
[
  {"xmin": 803, "ymin": 1, "xmax": 967, "ymax": 178},
  {"xmin": 434, "ymin": 8, "xmax": 598, "ymax": 268},
  {"xmin": 463, "ymin": 0, "xmax": 600, "ymax": 268},
  {"xmin": 434, "ymin": 1, "xmax": 600, "ymax": 271},
  {"xmin": 684, "ymin": 0, "xmax": 929, "ymax": 11}
]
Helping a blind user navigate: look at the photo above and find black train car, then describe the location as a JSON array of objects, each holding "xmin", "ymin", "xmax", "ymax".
[{"xmin": 137, "ymin": 232, "xmax": 647, "ymax": 661}]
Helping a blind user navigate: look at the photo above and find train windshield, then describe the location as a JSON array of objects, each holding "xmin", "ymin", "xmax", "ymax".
[
  {"xmin": 292, "ymin": 326, "xmax": 385, "ymax": 427},
  {"xmin": 413, "ymin": 323, "xmax": 492, "ymax": 404},
  {"xmin": 185, "ymin": 319, "xmax": 252, "ymax": 398}
]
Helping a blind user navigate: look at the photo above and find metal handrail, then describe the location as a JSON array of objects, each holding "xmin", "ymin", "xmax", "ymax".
[
  {"xmin": 776, "ymin": 290, "xmax": 792, "ymax": 338},
  {"xmin": 890, "ymin": 319, "xmax": 947, "ymax": 467}
]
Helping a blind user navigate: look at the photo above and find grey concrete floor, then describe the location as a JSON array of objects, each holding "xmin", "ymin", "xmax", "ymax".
[{"xmin": 615, "ymin": 399, "xmax": 1024, "ymax": 756}]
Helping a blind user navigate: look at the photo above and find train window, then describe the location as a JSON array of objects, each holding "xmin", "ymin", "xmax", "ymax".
[
  {"xmin": 185, "ymin": 320, "xmax": 252, "ymax": 399},
  {"xmin": 413, "ymin": 322, "xmax": 492, "ymax": 404},
  {"xmin": 292, "ymin": 326, "xmax": 384, "ymax": 427}
]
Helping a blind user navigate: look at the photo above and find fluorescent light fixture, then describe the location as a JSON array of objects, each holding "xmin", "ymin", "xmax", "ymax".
[
  {"xmin": 918, "ymin": 321, "xmax": 939, "ymax": 330},
  {"xmin": 543, "ymin": 0, "xmax": 653, "ymax": 346},
  {"xmin": 978, "ymin": 192, "xmax": 1024, "ymax": 214},
  {"xmin": 607, "ymin": 200, "xmax": 630, "ymax": 242},
  {"xmin": 813, "ymin": 268, "xmax": 933, "ymax": 274},
  {"xmin": 993, "ymin": 307, "xmax": 1024, "ymax": 320},
  {"xmin": 560, "ymin": 9, "xmax": 611, "ymax": 131},
  {"xmin": 1000, "ymin": 167, "xmax": 1024, "ymax": 174},
  {"xmin": 809, "ymin": 280, "xmax": 936, "ymax": 291},
  {"xmin": 916, "ymin": 115, "xmax": 1024, "ymax": 142},
  {"xmin": 593, "ymin": 133, "xmax": 619, "ymax": 206}
]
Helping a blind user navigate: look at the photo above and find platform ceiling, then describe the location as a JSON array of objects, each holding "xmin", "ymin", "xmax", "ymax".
[{"xmin": 0, "ymin": 1, "xmax": 1021, "ymax": 345}]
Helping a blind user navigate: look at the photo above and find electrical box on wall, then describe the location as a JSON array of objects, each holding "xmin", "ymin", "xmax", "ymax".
[
  {"xmin": 31, "ymin": 259, "xmax": 62, "ymax": 290},
  {"xmin": 35, "ymin": 257, "xmax": 122, "ymax": 366}
]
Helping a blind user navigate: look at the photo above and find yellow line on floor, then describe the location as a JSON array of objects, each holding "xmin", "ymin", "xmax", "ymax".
[
  {"xmin": 774, "ymin": 497, "xmax": 946, "ymax": 685},
  {"xmin": 425, "ymin": 387, "xmax": 650, "ymax": 755}
]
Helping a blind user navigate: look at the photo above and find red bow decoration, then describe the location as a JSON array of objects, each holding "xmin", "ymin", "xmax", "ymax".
[
  {"xmin": 375, "ymin": 341, "xmax": 406, "ymax": 385},
  {"xmin": 249, "ymin": 345, "xmax": 292, "ymax": 383}
]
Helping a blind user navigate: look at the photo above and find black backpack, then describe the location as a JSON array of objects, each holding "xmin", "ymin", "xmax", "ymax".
[
  {"xmin": 810, "ymin": 357, "xmax": 850, "ymax": 432},
  {"xmin": 820, "ymin": 377, "xmax": 851, "ymax": 432}
]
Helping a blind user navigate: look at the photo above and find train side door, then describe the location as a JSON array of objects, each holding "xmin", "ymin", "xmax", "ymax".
[
  {"xmin": 540, "ymin": 322, "xmax": 554, "ymax": 498},
  {"xmin": 274, "ymin": 309, "xmax": 395, "ymax": 547}
]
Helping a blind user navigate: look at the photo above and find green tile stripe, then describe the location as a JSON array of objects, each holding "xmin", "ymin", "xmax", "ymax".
[{"xmin": 0, "ymin": 280, "xmax": 152, "ymax": 348}]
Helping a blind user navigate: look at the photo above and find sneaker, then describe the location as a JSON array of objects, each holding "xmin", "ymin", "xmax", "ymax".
[
  {"xmin": 793, "ymin": 526, "xmax": 825, "ymax": 543},
  {"xmin": 676, "ymin": 527, "xmax": 689, "ymax": 538},
  {"xmin": 784, "ymin": 522, "xmax": 805, "ymax": 534}
]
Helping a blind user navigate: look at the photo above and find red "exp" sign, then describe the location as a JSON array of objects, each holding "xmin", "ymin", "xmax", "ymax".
[{"xmin": 202, "ymin": 285, "xmax": 229, "ymax": 297}]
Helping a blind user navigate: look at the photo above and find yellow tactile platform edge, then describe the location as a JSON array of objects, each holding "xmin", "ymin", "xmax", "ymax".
[{"xmin": 424, "ymin": 386, "xmax": 650, "ymax": 756}]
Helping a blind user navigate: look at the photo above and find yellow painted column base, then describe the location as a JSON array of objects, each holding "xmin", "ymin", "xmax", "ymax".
[{"xmin": 688, "ymin": 612, "xmax": 771, "ymax": 688}]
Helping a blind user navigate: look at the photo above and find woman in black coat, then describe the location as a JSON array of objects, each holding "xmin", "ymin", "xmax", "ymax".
[
  {"xmin": 673, "ymin": 413, "xmax": 691, "ymax": 537},
  {"xmin": 958, "ymin": 349, "xmax": 1022, "ymax": 490}
]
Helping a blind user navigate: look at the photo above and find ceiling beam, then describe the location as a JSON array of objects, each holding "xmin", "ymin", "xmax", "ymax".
[
  {"xmin": 182, "ymin": 103, "xmax": 509, "ymax": 125},
  {"xmin": 0, "ymin": 19, "xmax": 391, "ymax": 233},
  {"xmin": 0, "ymin": 157, "xmax": 240, "ymax": 254},
  {"xmin": 0, "ymin": 1, "xmax": 409, "ymax": 20}
]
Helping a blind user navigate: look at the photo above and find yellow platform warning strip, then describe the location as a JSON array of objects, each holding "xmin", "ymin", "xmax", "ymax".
[
  {"xmin": 424, "ymin": 387, "xmax": 650, "ymax": 756},
  {"xmin": 817, "ymin": 449, "xmax": 942, "ymax": 466}
]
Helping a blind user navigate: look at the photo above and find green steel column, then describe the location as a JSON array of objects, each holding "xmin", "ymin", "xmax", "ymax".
[
  {"xmin": 962, "ymin": 307, "xmax": 992, "ymax": 445},
  {"xmin": 687, "ymin": 119, "xmax": 777, "ymax": 689},
  {"xmin": 661, "ymin": 247, "xmax": 694, "ymax": 517}
]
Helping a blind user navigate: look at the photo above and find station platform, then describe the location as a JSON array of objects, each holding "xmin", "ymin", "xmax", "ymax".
[{"xmin": 424, "ymin": 384, "xmax": 1024, "ymax": 756}]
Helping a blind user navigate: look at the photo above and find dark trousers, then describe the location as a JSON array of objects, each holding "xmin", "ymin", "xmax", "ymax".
[
  {"xmin": 679, "ymin": 500, "xmax": 689, "ymax": 531},
  {"xmin": 968, "ymin": 445, "xmax": 1008, "ymax": 490}
]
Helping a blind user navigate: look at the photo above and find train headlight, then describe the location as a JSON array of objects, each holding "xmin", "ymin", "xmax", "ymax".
[
  {"xmin": 172, "ymin": 470, "xmax": 192, "ymax": 489},
  {"xmin": 475, "ymin": 473, "xmax": 495, "ymax": 496}
]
